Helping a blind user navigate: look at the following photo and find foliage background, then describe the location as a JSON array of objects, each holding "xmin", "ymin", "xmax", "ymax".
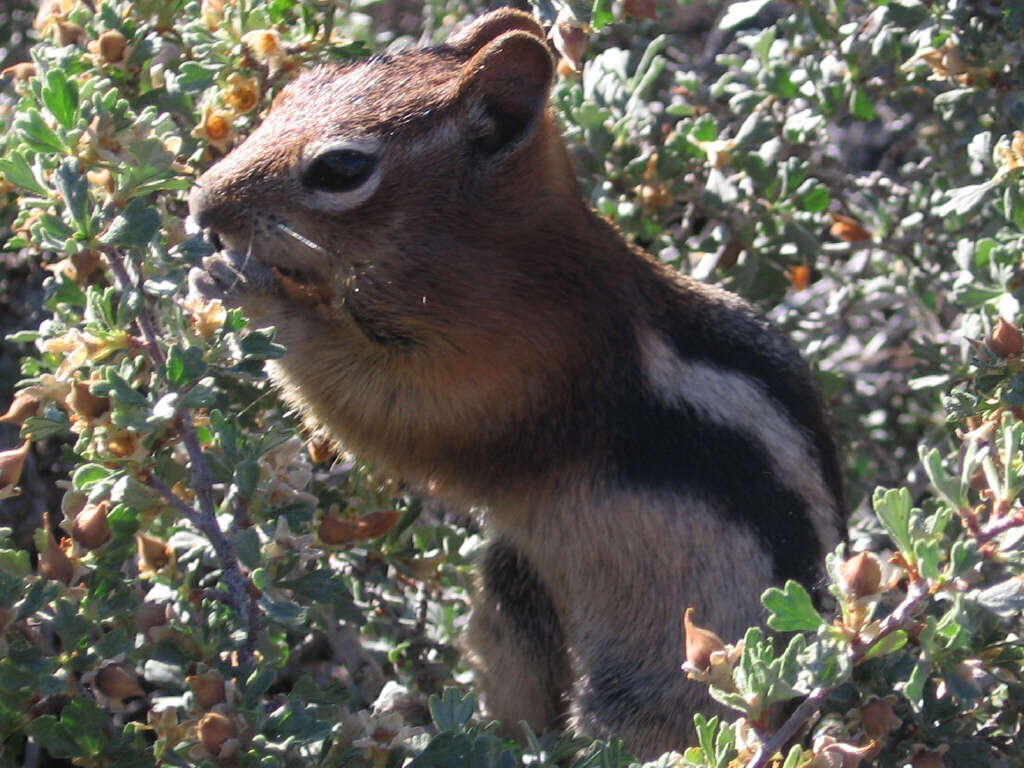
[{"xmin": 1, "ymin": 0, "xmax": 1024, "ymax": 766}]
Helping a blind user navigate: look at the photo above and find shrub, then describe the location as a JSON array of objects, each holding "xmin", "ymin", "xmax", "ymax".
[{"xmin": 0, "ymin": 0, "xmax": 1022, "ymax": 766}]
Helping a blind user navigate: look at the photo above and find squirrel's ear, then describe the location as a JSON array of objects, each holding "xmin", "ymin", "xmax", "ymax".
[
  {"xmin": 458, "ymin": 31, "xmax": 554, "ymax": 155},
  {"xmin": 447, "ymin": 9, "xmax": 545, "ymax": 54}
]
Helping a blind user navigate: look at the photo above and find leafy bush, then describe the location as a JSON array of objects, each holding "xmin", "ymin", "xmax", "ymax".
[{"xmin": 1, "ymin": 0, "xmax": 1023, "ymax": 766}]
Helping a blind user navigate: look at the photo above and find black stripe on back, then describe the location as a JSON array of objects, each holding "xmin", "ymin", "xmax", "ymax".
[{"xmin": 610, "ymin": 391, "xmax": 823, "ymax": 590}]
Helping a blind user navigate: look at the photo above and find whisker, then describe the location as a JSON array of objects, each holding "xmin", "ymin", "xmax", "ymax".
[{"xmin": 276, "ymin": 222, "xmax": 330, "ymax": 254}]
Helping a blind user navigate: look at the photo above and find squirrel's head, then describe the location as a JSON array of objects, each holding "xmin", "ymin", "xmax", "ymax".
[{"xmin": 188, "ymin": 10, "xmax": 574, "ymax": 345}]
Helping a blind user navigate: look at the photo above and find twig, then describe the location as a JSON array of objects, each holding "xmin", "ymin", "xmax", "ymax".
[
  {"xmin": 105, "ymin": 246, "xmax": 259, "ymax": 665},
  {"xmin": 976, "ymin": 510, "xmax": 1024, "ymax": 545},
  {"xmin": 744, "ymin": 579, "xmax": 930, "ymax": 768}
]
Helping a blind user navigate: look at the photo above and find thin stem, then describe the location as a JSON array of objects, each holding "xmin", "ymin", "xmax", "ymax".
[
  {"xmin": 744, "ymin": 579, "xmax": 930, "ymax": 768},
  {"xmin": 106, "ymin": 246, "xmax": 258, "ymax": 664}
]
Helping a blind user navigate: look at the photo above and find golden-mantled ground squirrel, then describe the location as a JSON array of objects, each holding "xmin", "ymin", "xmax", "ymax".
[{"xmin": 188, "ymin": 9, "xmax": 844, "ymax": 757}]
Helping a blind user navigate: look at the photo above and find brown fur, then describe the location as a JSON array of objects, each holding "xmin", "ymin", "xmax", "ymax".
[{"xmin": 189, "ymin": 10, "xmax": 843, "ymax": 758}]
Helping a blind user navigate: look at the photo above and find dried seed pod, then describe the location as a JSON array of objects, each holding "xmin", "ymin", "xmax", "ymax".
[
  {"xmin": 137, "ymin": 534, "xmax": 170, "ymax": 571},
  {"xmin": 911, "ymin": 748, "xmax": 946, "ymax": 768},
  {"xmin": 839, "ymin": 551, "xmax": 882, "ymax": 599},
  {"xmin": 829, "ymin": 212, "xmax": 871, "ymax": 243},
  {"xmin": 683, "ymin": 607, "xmax": 726, "ymax": 671},
  {"xmin": 73, "ymin": 501, "xmax": 112, "ymax": 550},
  {"xmin": 38, "ymin": 532, "xmax": 74, "ymax": 584},
  {"xmin": 96, "ymin": 663, "xmax": 144, "ymax": 699},
  {"xmin": 197, "ymin": 711, "xmax": 237, "ymax": 754},
  {"xmin": 986, "ymin": 317, "xmax": 1024, "ymax": 358},
  {"xmin": 318, "ymin": 515, "xmax": 358, "ymax": 545},
  {"xmin": 97, "ymin": 30, "xmax": 127, "ymax": 63},
  {"xmin": 306, "ymin": 433, "xmax": 334, "ymax": 464},
  {"xmin": 0, "ymin": 442, "xmax": 31, "ymax": 491},
  {"xmin": 55, "ymin": 20, "xmax": 84, "ymax": 46},
  {"xmin": 859, "ymin": 696, "xmax": 901, "ymax": 737},
  {"xmin": 134, "ymin": 601, "xmax": 169, "ymax": 637},
  {"xmin": 67, "ymin": 380, "xmax": 110, "ymax": 419},
  {"xmin": 187, "ymin": 671, "xmax": 227, "ymax": 710},
  {"xmin": 1, "ymin": 62, "xmax": 37, "ymax": 81},
  {"xmin": 0, "ymin": 394, "xmax": 40, "ymax": 424},
  {"xmin": 623, "ymin": 0, "xmax": 657, "ymax": 20},
  {"xmin": 548, "ymin": 8, "xmax": 587, "ymax": 72}
]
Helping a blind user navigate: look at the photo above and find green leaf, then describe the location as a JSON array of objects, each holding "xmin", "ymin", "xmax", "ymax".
[
  {"xmin": 428, "ymin": 687, "xmax": 477, "ymax": 731},
  {"xmin": 762, "ymin": 580, "xmax": 824, "ymax": 632},
  {"xmin": 860, "ymin": 630, "xmax": 908, "ymax": 661},
  {"xmin": 720, "ymin": 0, "xmax": 771, "ymax": 30},
  {"xmin": 98, "ymin": 198, "xmax": 160, "ymax": 248},
  {"xmin": 53, "ymin": 158, "xmax": 91, "ymax": 236},
  {"xmin": 72, "ymin": 463, "xmax": 114, "ymax": 491},
  {"xmin": 166, "ymin": 344, "xmax": 207, "ymax": 387},
  {"xmin": 42, "ymin": 68, "xmax": 79, "ymax": 129},
  {"xmin": 795, "ymin": 180, "xmax": 829, "ymax": 212},
  {"xmin": 0, "ymin": 151, "xmax": 49, "ymax": 196},
  {"xmin": 935, "ymin": 181, "xmax": 998, "ymax": 218},
  {"xmin": 233, "ymin": 459, "xmax": 260, "ymax": 500},
  {"xmin": 872, "ymin": 487, "xmax": 914, "ymax": 560},
  {"xmin": 14, "ymin": 108, "xmax": 66, "ymax": 154},
  {"xmin": 849, "ymin": 87, "xmax": 876, "ymax": 121},
  {"xmin": 590, "ymin": 0, "xmax": 614, "ymax": 30}
]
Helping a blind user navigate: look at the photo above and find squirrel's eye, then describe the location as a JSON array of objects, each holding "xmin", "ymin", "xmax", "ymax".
[{"xmin": 303, "ymin": 149, "xmax": 377, "ymax": 192}]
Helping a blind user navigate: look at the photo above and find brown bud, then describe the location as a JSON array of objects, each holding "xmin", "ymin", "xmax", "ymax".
[
  {"xmin": 683, "ymin": 607, "xmax": 726, "ymax": 670},
  {"xmin": 187, "ymin": 671, "xmax": 226, "ymax": 710},
  {"xmin": 860, "ymin": 696, "xmax": 901, "ymax": 737},
  {"xmin": 623, "ymin": 0, "xmax": 658, "ymax": 19},
  {"xmin": 69, "ymin": 250, "xmax": 103, "ymax": 282},
  {"xmin": 38, "ymin": 533, "xmax": 74, "ymax": 584},
  {"xmin": 354, "ymin": 509, "xmax": 400, "ymax": 539},
  {"xmin": 318, "ymin": 515, "xmax": 358, "ymax": 545},
  {"xmin": 55, "ymin": 20, "xmax": 84, "ymax": 46},
  {"xmin": 73, "ymin": 501, "xmax": 112, "ymax": 550},
  {"xmin": 134, "ymin": 601, "xmax": 168, "ymax": 637},
  {"xmin": 556, "ymin": 57, "xmax": 577, "ymax": 78},
  {"xmin": 106, "ymin": 430, "xmax": 138, "ymax": 458},
  {"xmin": 0, "ymin": 441, "xmax": 31, "ymax": 490},
  {"xmin": 86, "ymin": 169, "xmax": 116, "ymax": 196},
  {"xmin": 197, "ymin": 711, "xmax": 237, "ymax": 754},
  {"xmin": 986, "ymin": 317, "xmax": 1024, "ymax": 358},
  {"xmin": 97, "ymin": 30, "xmax": 127, "ymax": 63},
  {"xmin": 66, "ymin": 380, "xmax": 109, "ymax": 419},
  {"xmin": 0, "ymin": 396, "xmax": 39, "ymax": 425},
  {"xmin": 549, "ymin": 8, "xmax": 587, "ymax": 72},
  {"xmin": 137, "ymin": 534, "xmax": 170, "ymax": 571},
  {"xmin": 839, "ymin": 551, "xmax": 882, "ymax": 598},
  {"xmin": 829, "ymin": 212, "xmax": 871, "ymax": 243},
  {"xmin": 96, "ymin": 663, "xmax": 144, "ymax": 699},
  {"xmin": 306, "ymin": 434, "xmax": 334, "ymax": 464},
  {"xmin": 1, "ymin": 62, "xmax": 37, "ymax": 81},
  {"xmin": 911, "ymin": 748, "xmax": 946, "ymax": 768}
]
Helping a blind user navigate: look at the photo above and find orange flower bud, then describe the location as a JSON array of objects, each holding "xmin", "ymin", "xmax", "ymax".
[{"xmin": 306, "ymin": 434, "xmax": 334, "ymax": 464}]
